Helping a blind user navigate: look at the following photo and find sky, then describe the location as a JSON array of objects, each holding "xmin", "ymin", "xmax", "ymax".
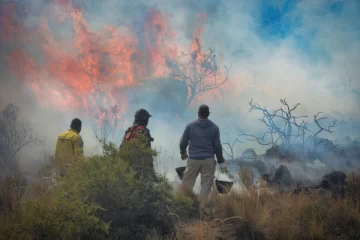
[{"xmin": 0, "ymin": 0, "xmax": 359, "ymax": 178}]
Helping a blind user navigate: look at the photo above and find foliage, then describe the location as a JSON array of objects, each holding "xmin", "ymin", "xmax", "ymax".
[
  {"xmin": 0, "ymin": 171, "xmax": 27, "ymax": 217},
  {"xmin": 0, "ymin": 190, "xmax": 108, "ymax": 240},
  {"xmin": 0, "ymin": 134, "xmax": 193, "ymax": 240}
]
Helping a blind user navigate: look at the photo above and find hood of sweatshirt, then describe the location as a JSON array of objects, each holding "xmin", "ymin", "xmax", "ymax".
[{"xmin": 195, "ymin": 119, "xmax": 212, "ymax": 128}]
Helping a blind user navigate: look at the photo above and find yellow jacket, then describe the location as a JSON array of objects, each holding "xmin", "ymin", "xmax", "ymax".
[{"xmin": 55, "ymin": 129, "xmax": 85, "ymax": 172}]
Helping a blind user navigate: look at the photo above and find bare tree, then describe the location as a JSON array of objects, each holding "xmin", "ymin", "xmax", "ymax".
[
  {"xmin": 237, "ymin": 98, "xmax": 339, "ymax": 163},
  {"xmin": 0, "ymin": 104, "xmax": 41, "ymax": 175},
  {"xmin": 248, "ymin": 98, "xmax": 308, "ymax": 149},
  {"xmin": 237, "ymin": 132, "xmax": 279, "ymax": 147},
  {"xmin": 308, "ymin": 112, "xmax": 337, "ymax": 152},
  {"xmin": 222, "ymin": 135, "xmax": 244, "ymax": 160},
  {"xmin": 93, "ymin": 119, "xmax": 112, "ymax": 145},
  {"xmin": 168, "ymin": 38, "xmax": 231, "ymax": 107},
  {"xmin": 292, "ymin": 118, "xmax": 309, "ymax": 148},
  {"xmin": 93, "ymin": 104, "xmax": 123, "ymax": 145}
]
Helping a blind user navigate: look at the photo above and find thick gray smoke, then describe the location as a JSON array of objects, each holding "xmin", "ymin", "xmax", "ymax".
[{"xmin": 0, "ymin": 0, "xmax": 359, "ymax": 181}]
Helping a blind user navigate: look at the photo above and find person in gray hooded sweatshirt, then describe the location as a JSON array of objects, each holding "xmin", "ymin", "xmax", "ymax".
[{"xmin": 179, "ymin": 104, "xmax": 227, "ymax": 204}]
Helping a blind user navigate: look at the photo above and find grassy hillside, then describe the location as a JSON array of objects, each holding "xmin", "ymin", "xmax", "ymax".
[{"xmin": 1, "ymin": 136, "xmax": 360, "ymax": 239}]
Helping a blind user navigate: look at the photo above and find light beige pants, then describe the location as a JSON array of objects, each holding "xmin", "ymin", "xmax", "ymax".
[{"xmin": 181, "ymin": 158, "xmax": 216, "ymax": 202}]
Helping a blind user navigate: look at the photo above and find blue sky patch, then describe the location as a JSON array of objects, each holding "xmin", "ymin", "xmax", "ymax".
[
  {"xmin": 253, "ymin": 0, "xmax": 350, "ymax": 63},
  {"xmin": 256, "ymin": 0, "xmax": 298, "ymax": 39}
]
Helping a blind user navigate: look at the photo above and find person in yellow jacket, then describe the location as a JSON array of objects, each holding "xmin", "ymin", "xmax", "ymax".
[{"xmin": 55, "ymin": 118, "xmax": 85, "ymax": 176}]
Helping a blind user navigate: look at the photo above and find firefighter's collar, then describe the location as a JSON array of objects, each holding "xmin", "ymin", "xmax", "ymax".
[{"xmin": 69, "ymin": 129, "xmax": 80, "ymax": 134}]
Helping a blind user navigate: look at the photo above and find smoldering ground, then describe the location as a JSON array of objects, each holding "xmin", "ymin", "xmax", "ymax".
[{"xmin": 0, "ymin": 0, "xmax": 359, "ymax": 184}]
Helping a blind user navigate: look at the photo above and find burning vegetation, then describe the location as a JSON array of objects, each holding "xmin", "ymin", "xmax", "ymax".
[{"xmin": 1, "ymin": 1, "xmax": 228, "ymax": 130}]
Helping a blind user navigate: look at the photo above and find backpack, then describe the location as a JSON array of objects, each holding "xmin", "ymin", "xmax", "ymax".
[{"xmin": 120, "ymin": 125, "xmax": 144, "ymax": 147}]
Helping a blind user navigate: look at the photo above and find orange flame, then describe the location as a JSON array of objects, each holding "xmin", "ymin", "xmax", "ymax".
[{"xmin": 1, "ymin": 2, "xmax": 229, "ymax": 127}]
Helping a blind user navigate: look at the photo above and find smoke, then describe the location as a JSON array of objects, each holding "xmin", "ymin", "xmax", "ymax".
[{"xmin": 0, "ymin": 0, "xmax": 360, "ymax": 179}]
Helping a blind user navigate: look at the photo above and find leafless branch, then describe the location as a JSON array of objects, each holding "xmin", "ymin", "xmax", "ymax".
[
  {"xmin": 309, "ymin": 112, "xmax": 337, "ymax": 151},
  {"xmin": 248, "ymin": 98, "xmax": 311, "ymax": 150},
  {"xmin": 238, "ymin": 132, "xmax": 274, "ymax": 146},
  {"xmin": 92, "ymin": 105, "xmax": 122, "ymax": 144},
  {"xmin": 250, "ymin": 99, "xmax": 298, "ymax": 147},
  {"xmin": 0, "ymin": 104, "xmax": 42, "ymax": 175},
  {"xmin": 168, "ymin": 38, "xmax": 231, "ymax": 107},
  {"xmin": 222, "ymin": 134, "xmax": 243, "ymax": 160}
]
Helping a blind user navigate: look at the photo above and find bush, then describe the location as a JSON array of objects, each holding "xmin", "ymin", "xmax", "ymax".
[
  {"xmin": 64, "ymin": 138, "xmax": 192, "ymax": 239},
  {"xmin": 0, "ymin": 134, "xmax": 193, "ymax": 240},
  {"xmin": 0, "ymin": 190, "xmax": 108, "ymax": 240},
  {"xmin": 0, "ymin": 171, "xmax": 27, "ymax": 217}
]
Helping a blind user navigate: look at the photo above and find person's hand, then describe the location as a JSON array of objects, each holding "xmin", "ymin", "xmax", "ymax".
[
  {"xmin": 181, "ymin": 152, "xmax": 188, "ymax": 160},
  {"xmin": 220, "ymin": 163, "xmax": 227, "ymax": 173}
]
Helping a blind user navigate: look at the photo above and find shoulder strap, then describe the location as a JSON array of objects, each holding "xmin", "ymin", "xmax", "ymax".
[
  {"xmin": 123, "ymin": 125, "xmax": 139, "ymax": 140},
  {"xmin": 135, "ymin": 125, "xmax": 144, "ymax": 131},
  {"xmin": 122, "ymin": 125, "xmax": 145, "ymax": 142}
]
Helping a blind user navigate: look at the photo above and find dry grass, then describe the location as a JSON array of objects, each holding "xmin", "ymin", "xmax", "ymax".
[
  {"xmin": 239, "ymin": 167, "xmax": 254, "ymax": 189},
  {"xmin": 347, "ymin": 171, "xmax": 360, "ymax": 199},
  {"xmin": 176, "ymin": 221, "xmax": 220, "ymax": 240},
  {"xmin": 176, "ymin": 172, "xmax": 360, "ymax": 240}
]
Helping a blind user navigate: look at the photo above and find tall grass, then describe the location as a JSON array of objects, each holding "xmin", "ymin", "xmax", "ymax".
[{"xmin": 177, "ymin": 172, "xmax": 360, "ymax": 240}]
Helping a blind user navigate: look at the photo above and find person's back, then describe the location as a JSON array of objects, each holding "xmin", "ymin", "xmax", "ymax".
[
  {"xmin": 179, "ymin": 104, "xmax": 227, "ymax": 205},
  {"xmin": 184, "ymin": 119, "xmax": 220, "ymax": 160},
  {"xmin": 120, "ymin": 109, "xmax": 155, "ymax": 178},
  {"xmin": 121, "ymin": 124, "xmax": 153, "ymax": 148},
  {"xmin": 55, "ymin": 118, "xmax": 85, "ymax": 175}
]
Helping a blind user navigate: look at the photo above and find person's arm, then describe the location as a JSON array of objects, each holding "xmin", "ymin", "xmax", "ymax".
[
  {"xmin": 73, "ymin": 136, "xmax": 85, "ymax": 161},
  {"xmin": 179, "ymin": 124, "xmax": 190, "ymax": 154},
  {"xmin": 214, "ymin": 126, "xmax": 225, "ymax": 164},
  {"xmin": 144, "ymin": 128, "xmax": 154, "ymax": 148}
]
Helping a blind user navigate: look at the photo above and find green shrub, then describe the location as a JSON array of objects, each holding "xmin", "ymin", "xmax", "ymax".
[
  {"xmin": 0, "ymin": 190, "xmax": 108, "ymax": 240},
  {"xmin": 1, "ymin": 134, "xmax": 193, "ymax": 240},
  {"xmin": 0, "ymin": 171, "xmax": 27, "ymax": 217},
  {"xmin": 60, "ymin": 138, "xmax": 192, "ymax": 239}
]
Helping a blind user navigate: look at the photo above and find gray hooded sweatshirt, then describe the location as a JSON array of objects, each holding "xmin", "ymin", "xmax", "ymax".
[{"xmin": 179, "ymin": 119, "xmax": 225, "ymax": 164}]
